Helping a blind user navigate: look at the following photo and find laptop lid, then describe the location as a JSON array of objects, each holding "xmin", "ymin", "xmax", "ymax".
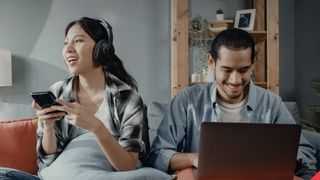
[{"xmin": 198, "ymin": 122, "xmax": 301, "ymax": 180}]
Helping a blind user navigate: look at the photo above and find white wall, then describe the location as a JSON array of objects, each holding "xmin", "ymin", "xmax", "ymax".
[
  {"xmin": 0, "ymin": 0, "xmax": 302, "ymax": 107},
  {"xmin": 0, "ymin": 0, "xmax": 171, "ymax": 105}
]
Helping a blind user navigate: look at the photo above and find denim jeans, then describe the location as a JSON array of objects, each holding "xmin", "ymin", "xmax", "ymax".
[{"xmin": 0, "ymin": 168, "xmax": 40, "ymax": 180}]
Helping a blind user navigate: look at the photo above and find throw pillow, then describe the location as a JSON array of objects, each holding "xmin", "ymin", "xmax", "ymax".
[
  {"xmin": 0, "ymin": 118, "xmax": 38, "ymax": 175},
  {"xmin": 147, "ymin": 102, "xmax": 168, "ymax": 145}
]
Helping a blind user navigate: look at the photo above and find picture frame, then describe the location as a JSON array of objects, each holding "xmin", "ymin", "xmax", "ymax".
[{"xmin": 234, "ymin": 9, "xmax": 256, "ymax": 30}]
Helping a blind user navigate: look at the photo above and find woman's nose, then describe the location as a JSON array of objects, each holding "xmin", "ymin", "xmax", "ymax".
[{"xmin": 64, "ymin": 42, "xmax": 75, "ymax": 53}]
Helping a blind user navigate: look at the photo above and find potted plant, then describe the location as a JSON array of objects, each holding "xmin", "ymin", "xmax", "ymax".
[
  {"xmin": 189, "ymin": 15, "xmax": 208, "ymax": 31},
  {"xmin": 299, "ymin": 77, "xmax": 320, "ymax": 131},
  {"xmin": 308, "ymin": 78, "xmax": 320, "ymax": 114},
  {"xmin": 216, "ymin": 9, "xmax": 224, "ymax": 21},
  {"xmin": 189, "ymin": 15, "xmax": 211, "ymax": 80}
]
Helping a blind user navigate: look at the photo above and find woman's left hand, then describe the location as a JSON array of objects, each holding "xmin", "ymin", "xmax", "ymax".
[{"xmin": 53, "ymin": 99, "xmax": 101, "ymax": 132}]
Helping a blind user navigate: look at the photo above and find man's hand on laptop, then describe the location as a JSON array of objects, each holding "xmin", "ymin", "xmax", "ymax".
[
  {"xmin": 293, "ymin": 176, "xmax": 304, "ymax": 180},
  {"xmin": 170, "ymin": 153, "xmax": 199, "ymax": 171},
  {"xmin": 190, "ymin": 153, "xmax": 198, "ymax": 168}
]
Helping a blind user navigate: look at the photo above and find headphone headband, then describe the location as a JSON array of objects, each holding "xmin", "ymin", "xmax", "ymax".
[
  {"xmin": 95, "ymin": 18, "xmax": 113, "ymax": 44},
  {"xmin": 92, "ymin": 17, "xmax": 115, "ymax": 65}
]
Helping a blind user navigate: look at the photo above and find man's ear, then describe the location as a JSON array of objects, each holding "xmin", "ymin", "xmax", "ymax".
[
  {"xmin": 251, "ymin": 61, "xmax": 256, "ymax": 71},
  {"xmin": 207, "ymin": 54, "xmax": 215, "ymax": 68}
]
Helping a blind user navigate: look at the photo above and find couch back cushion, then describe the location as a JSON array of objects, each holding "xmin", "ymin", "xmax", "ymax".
[
  {"xmin": 283, "ymin": 101, "xmax": 300, "ymax": 123},
  {"xmin": 0, "ymin": 102, "xmax": 36, "ymax": 121},
  {"xmin": 147, "ymin": 102, "xmax": 168, "ymax": 145},
  {"xmin": 0, "ymin": 118, "xmax": 38, "ymax": 175}
]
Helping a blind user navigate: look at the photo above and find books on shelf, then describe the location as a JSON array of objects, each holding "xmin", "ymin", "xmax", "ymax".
[{"xmin": 209, "ymin": 20, "xmax": 233, "ymax": 31}]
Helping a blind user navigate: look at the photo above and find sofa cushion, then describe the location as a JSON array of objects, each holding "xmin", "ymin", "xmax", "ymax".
[
  {"xmin": 0, "ymin": 118, "xmax": 38, "ymax": 175},
  {"xmin": 283, "ymin": 101, "xmax": 300, "ymax": 123},
  {"xmin": 147, "ymin": 102, "xmax": 168, "ymax": 145}
]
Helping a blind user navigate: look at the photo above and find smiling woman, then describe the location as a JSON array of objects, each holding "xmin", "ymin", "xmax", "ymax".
[{"xmin": 28, "ymin": 17, "xmax": 149, "ymax": 179}]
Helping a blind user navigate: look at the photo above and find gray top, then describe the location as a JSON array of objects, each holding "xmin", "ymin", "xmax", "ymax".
[
  {"xmin": 36, "ymin": 72, "xmax": 146, "ymax": 177},
  {"xmin": 145, "ymin": 81, "xmax": 317, "ymax": 178}
]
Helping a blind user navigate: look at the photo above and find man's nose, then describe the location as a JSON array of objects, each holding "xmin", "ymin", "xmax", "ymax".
[{"xmin": 229, "ymin": 71, "xmax": 242, "ymax": 85}]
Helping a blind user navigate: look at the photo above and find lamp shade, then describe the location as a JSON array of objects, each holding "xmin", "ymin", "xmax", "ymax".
[{"xmin": 0, "ymin": 48, "xmax": 12, "ymax": 86}]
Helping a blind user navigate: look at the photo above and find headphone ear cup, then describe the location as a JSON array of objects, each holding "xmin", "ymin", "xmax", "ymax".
[{"xmin": 93, "ymin": 39, "xmax": 115, "ymax": 65}]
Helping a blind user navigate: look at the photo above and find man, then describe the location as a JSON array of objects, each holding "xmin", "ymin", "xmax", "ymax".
[{"xmin": 145, "ymin": 28, "xmax": 317, "ymax": 179}]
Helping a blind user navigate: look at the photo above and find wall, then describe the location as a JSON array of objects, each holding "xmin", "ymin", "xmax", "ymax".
[
  {"xmin": 0, "ymin": 0, "xmax": 68, "ymax": 104},
  {"xmin": 0, "ymin": 0, "xmax": 170, "ymax": 105},
  {"xmin": 1, "ymin": 0, "xmax": 316, "ymax": 112},
  {"xmin": 189, "ymin": 0, "xmax": 248, "ymax": 75},
  {"xmin": 295, "ymin": 0, "xmax": 320, "ymax": 121},
  {"xmin": 279, "ymin": 0, "xmax": 296, "ymax": 101}
]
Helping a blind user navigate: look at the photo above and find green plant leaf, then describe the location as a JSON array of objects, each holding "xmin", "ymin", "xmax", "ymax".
[{"xmin": 216, "ymin": 9, "xmax": 223, "ymax": 14}]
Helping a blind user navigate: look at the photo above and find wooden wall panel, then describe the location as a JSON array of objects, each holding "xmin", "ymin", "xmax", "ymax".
[{"xmin": 171, "ymin": 0, "xmax": 189, "ymax": 97}]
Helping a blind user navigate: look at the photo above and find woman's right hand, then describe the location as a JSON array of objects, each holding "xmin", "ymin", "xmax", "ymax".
[{"xmin": 32, "ymin": 100, "xmax": 66, "ymax": 129}]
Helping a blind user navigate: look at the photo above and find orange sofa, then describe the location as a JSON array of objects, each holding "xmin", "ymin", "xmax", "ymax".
[{"xmin": 0, "ymin": 118, "xmax": 38, "ymax": 175}]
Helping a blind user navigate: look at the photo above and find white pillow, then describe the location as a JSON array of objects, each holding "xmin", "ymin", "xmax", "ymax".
[{"xmin": 0, "ymin": 101, "xmax": 36, "ymax": 121}]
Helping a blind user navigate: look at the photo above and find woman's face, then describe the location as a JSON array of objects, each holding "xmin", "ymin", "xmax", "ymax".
[{"xmin": 63, "ymin": 23, "xmax": 96, "ymax": 75}]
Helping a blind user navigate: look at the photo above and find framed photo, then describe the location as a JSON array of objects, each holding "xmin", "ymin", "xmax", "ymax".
[{"xmin": 234, "ymin": 9, "xmax": 256, "ymax": 30}]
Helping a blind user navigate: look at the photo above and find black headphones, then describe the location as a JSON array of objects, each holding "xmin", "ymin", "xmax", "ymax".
[{"xmin": 92, "ymin": 18, "xmax": 115, "ymax": 66}]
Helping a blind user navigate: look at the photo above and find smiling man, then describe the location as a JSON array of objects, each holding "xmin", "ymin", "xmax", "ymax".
[{"xmin": 145, "ymin": 28, "xmax": 317, "ymax": 180}]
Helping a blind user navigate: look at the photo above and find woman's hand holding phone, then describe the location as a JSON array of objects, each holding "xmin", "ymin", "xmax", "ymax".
[
  {"xmin": 32, "ymin": 100, "xmax": 66, "ymax": 129},
  {"xmin": 54, "ymin": 99, "xmax": 101, "ymax": 132}
]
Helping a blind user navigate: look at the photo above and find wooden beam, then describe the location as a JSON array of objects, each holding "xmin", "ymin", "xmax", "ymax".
[
  {"xmin": 171, "ymin": 0, "xmax": 189, "ymax": 97},
  {"xmin": 267, "ymin": 0, "xmax": 279, "ymax": 94},
  {"xmin": 253, "ymin": 0, "xmax": 266, "ymax": 86}
]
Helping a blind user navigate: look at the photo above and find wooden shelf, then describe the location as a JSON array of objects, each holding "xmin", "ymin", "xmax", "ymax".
[
  {"xmin": 171, "ymin": 0, "xmax": 279, "ymax": 97},
  {"xmin": 189, "ymin": 30, "xmax": 267, "ymax": 43}
]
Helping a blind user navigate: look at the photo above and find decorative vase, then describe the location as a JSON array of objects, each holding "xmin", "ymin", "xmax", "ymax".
[{"xmin": 216, "ymin": 14, "xmax": 224, "ymax": 21}]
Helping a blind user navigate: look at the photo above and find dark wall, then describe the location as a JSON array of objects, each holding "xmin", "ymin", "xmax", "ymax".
[
  {"xmin": 280, "ymin": 0, "xmax": 296, "ymax": 101},
  {"xmin": 295, "ymin": 0, "xmax": 320, "ymax": 121}
]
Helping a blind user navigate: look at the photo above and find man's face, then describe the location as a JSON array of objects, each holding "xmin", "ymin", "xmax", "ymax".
[{"xmin": 211, "ymin": 46, "xmax": 254, "ymax": 104}]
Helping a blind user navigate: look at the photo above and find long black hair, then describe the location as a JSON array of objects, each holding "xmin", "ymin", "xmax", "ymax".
[{"xmin": 65, "ymin": 17, "xmax": 138, "ymax": 91}]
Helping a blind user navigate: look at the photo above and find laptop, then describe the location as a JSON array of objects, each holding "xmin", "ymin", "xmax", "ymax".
[{"xmin": 197, "ymin": 122, "xmax": 301, "ymax": 180}]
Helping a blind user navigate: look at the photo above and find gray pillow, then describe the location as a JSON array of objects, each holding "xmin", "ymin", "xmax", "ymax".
[
  {"xmin": 283, "ymin": 101, "xmax": 300, "ymax": 123},
  {"xmin": 147, "ymin": 102, "xmax": 168, "ymax": 145},
  {"xmin": 0, "ymin": 101, "xmax": 36, "ymax": 121}
]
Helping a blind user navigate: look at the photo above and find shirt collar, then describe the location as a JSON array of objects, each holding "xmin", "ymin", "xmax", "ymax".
[
  {"xmin": 246, "ymin": 81, "xmax": 257, "ymax": 111},
  {"xmin": 210, "ymin": 82, "xmax": 218, "ymax": 109},
  {"xmin": 66, "ymin": 71, "xmax": 132, "ymax": 99},
  {"xmin": 210, "ymin": 81, "xmax": 257, "ymax": 111},
  {"xmin": 105, "ymin": 72, "xmax": 132, "ymax": 97}
]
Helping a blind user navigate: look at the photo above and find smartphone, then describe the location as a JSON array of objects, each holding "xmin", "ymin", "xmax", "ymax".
[{"xmin": 30, "ymin": 91, "xmax": 61, "ymax": 108}]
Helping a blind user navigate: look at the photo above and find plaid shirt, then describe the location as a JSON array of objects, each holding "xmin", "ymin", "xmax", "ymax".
[{"xmin": 36, "ymin": 73, "xmax": 146, "ymax": 171}]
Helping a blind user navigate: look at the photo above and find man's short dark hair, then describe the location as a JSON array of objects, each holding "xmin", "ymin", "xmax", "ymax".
[{"xmin": 209, "ymin": 28, "xmax": 256, "ymax": 63}]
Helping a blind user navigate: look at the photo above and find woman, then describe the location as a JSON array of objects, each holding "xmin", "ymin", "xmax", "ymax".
[{"xmin": 32, "ymin": 17, "xmax": 147, "ymax": 179}]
